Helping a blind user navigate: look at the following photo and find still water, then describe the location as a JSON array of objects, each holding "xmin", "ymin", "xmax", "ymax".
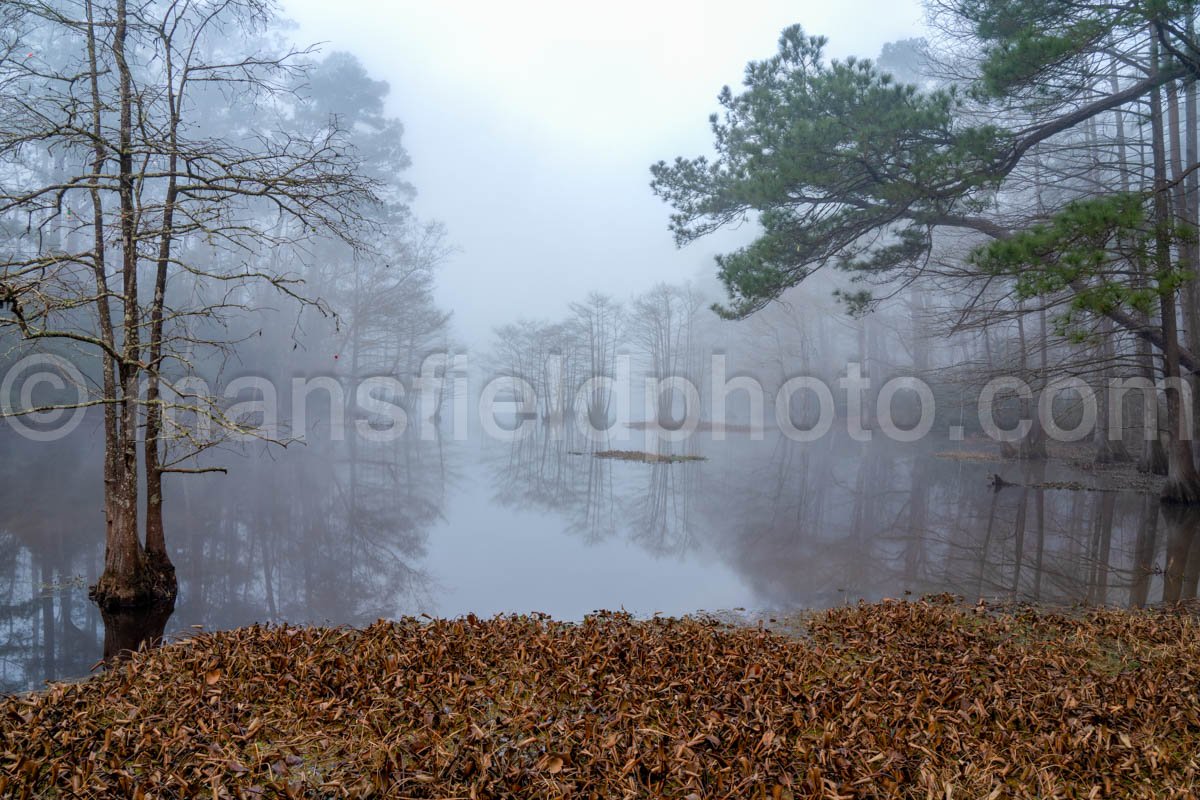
[{"xmin": 0, "ymin": 420, "xmax": 1193, "ymax": 693}]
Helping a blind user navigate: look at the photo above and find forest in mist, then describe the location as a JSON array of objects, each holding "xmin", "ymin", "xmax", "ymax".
[
  {"xmin": 2, "ymin": 0, "xmax": 1200, "ymax": 648},
  {"xmin": 11, "ymin": 3, "xmax": 1200, "ymax": 797}
]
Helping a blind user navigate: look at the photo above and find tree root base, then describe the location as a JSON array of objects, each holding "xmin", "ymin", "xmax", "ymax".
[
  {"xmin": 89, "ymin": 557, "xmax": 178, "ymax": 611},
  {"xmin": 1160, "ymin": 476, "xmax": 1200, "ymax": 504}
]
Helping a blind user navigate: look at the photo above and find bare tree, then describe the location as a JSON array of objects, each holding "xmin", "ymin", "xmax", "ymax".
[
  {"xmin": 568, "ymin": 292, "xmax": 624, "ymax": 429},
  {"xmin": 629, "ymin": 283, "xmax": 705, "ymax": 429},
  {"xmin": 0, "ymin": 0, "xmax": 377, "ymax": 607}
]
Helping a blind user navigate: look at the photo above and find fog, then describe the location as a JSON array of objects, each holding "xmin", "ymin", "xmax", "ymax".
[
  {"xmin": 4, "ymin": 0, "xmax": 1200, "ymax": 692},
  {"xmin": 279, "ymin": 0, "xmax": 923, "ymax": 344}
]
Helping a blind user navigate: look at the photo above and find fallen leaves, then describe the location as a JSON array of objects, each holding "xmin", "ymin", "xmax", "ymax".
[{"xmin": 1, "ymin": 602, "xmax": 1199, "ymax": 798}]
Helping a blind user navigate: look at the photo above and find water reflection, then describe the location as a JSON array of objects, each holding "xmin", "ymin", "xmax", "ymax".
[
  {"xmin": 483, "ymin": 423, "xmax": 704, "ymax": 555},
  {"xmin": 3, "ymin": 419, "xmax": 1200, "ymax": 692},
  {"xmin": 1162, "ymin": 505, "xmax": 1200, "ymax": 604},
  {"xmin": 102, "ymin": 602, "xmax": 174, "ymax": 664},
  {"xmin": 484, "ymin": 424, "xmax": 1200, "ymax": 614},
  {"xmin": 0, "ymin": 423, "xmax": 454, "ymax": 692},
  {"xmin": 169, "ymin": 431, "xmax": 450, "ymax": 627}
]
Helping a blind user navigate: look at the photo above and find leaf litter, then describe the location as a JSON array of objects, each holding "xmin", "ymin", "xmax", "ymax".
[{"xmin": 3, "ymin": 599, "xmax": 1200, "ymax": 798}]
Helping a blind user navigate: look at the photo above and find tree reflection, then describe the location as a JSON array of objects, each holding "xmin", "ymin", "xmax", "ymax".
[
  {"xmin": 486, "ymin": 422, "xmax": 620, "ymax": 544},
  {"xmin": 492, "ymin": 426, "xmax": 1194, "ymax": 613},
  {"xmin": 102, "ymin": 601, "xmax": 175, "ymax": 663},
  {"xmin": 0, "ymin": 422, "xmax": 454, "ymax": 692},
  {"xmin": 487, "ymin": 422, "xmax": 703, "ymax": 555},
  {"xmin": 5, "ymin": 414, "xmax": 1199, "ymax": 694},
  {"xmin": 169, "ymin": 429, "xmax": 451, "ymax": 629},
  {"xmin": 697, "ymin": 441, "xmax": 1191, "ymax": 610},
  {"xmin": 1161, "ymin": 505, "xmax": 1200, "ymax": 604}
]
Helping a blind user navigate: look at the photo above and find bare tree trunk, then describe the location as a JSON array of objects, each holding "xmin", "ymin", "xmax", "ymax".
[
  {"xmin": 92, "ymin": 0, "xmax": 151, "ymax": 608},
  {"xmin": 1187, "ymin": 17, "xmax": 1200, "ymax": 445},
  {"xmin": 1017, "ymin": 156, "xmax": 1051, "ymax": 461},
  {"xmin": 1112, "ymin": 56, "xmax": 1168, "ymax": 473},
  {"xmin": 1094, "ymin": 317, "xmax": 1131, "ymax": 462},
  {"xmin": 1151, "ymin": 28, "xmax": 1200, "ymax": 503},
  {"xmin": 1167, "ymin": 80, "xmax": 1200, "ymax": 459},
  {"xmin": 1085, "ymin": 116, "xmax": 1130, "ymax": 463},
  {"xmin": 1016, "ymin": 306, "xmax": 1046, "ymax": 459},
  {"xmin": 143, "ymin": 92, "xmax": 180, "ymax": 596},
  {"xmin": 83, "ymin": 0, "xmax": 121, "ymax": 542}
]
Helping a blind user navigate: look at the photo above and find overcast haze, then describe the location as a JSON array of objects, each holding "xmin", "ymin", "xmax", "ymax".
[
  {"xmin": 10, "ymin": 1, "xmax": 1200, "ymax": 771},
  {"xmin": 280, "ymin": 0, "xmax": 923, "ymax": 346}
]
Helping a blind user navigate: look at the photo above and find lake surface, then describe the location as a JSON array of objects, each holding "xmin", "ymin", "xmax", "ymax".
[{"xmin": 1, "ymin": 420, "xmax": 1194, "ymax": 693}]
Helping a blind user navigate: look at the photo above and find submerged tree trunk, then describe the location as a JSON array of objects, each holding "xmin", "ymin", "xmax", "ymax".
[{"xmin": 102, "ymin": 600, "xmax": 175, "ymax": 663}]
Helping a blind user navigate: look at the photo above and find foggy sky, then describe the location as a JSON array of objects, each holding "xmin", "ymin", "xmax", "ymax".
[{"xmin": 279, "ymin": 0, "xmax": 924, "ymax": 346}]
